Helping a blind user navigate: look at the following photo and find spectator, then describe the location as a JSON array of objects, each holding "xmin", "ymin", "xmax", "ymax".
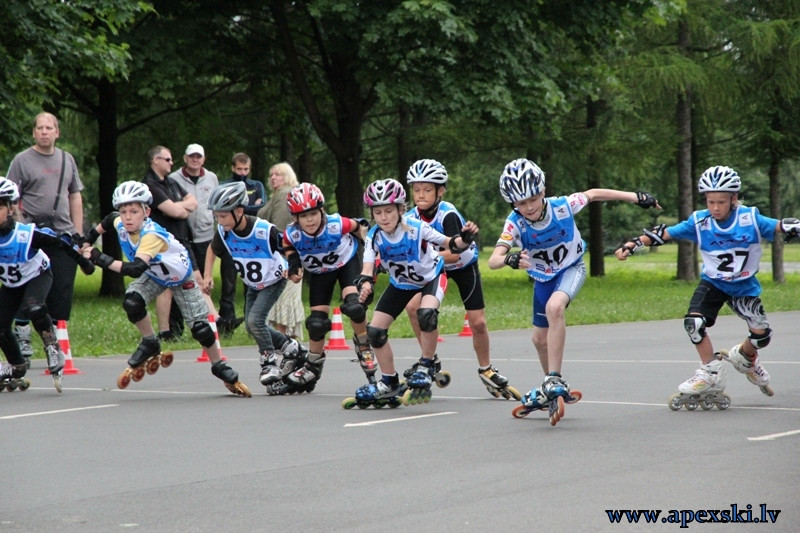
[
  {"xmin": 216, "ymin": 152, "xmax": 266, "ymax": 337},
  {"xmin": 6, "ymin": 112, "xmax": 84, "ymax": 367},
  {"xmin": 258, "ymin": 162, "xmax": 304, "ymax": 339},
  {"xmin": 141, "ymin": 145, "xmax": 198, "ymax": 341},
  {"xmin": 168, "ymin": 143, "xmax": 219, "ymax": 318}
]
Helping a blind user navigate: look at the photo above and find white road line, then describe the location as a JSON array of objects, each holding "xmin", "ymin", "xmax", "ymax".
[
  {"xmin": 344, "ymin": 411, "xmax": 458, "ymax": 427},
  {"xmin": 747, "ymin": 429, "xmax": 800, "ymax": 442},
  {"xmin": 0, "ymin": 404, "xmax": 118, "ymax": 420}
]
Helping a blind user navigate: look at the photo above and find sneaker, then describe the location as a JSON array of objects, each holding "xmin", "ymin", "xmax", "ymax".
[
  {"xmin": 478, "ymin": 366, "xmax": 509, "ymax": 390},
  {"xmin": 45, "ymin": 344, "xmax": 65, "ymax": 374},
  {"xmin": 678, "ymin": 360, "xmax": 726, "ymax": 394},
  {"xmin": 259, "ymin": 352, "xmax": 283, "ymax": 385}
]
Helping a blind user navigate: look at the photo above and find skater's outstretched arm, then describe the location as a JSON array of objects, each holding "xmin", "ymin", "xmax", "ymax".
[
  {"xmin": 615, "ymin": 223, "xmax": 672, "ymax": 260},
  {"xmin": 31, "ymin": 229, "xmax": 95, "ymax": 275},
  {"xmin": 582, "ymin": 189, "xmax": 661, "ymax": 209},
  {"xmin": 488, "ymin": 244, "xmax": 530, "ymax": 270}
]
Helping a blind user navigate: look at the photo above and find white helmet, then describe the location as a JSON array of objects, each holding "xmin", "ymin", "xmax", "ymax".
[
  {"xmin": 406, "ymin": 159, "xmax": 448, "ymax": 185},
  {"xmin": 112, "ymin": 181, "xmax": 152, "ymax": 208},
  {"xmin": 0, "ymin": 177, "xmax": 20, "ymax": 203},
  {"xmin": 499, "ymin": 158, "xmax": 545, "ymax": 204},
  {"xmin": 698, "ymin": 166, "xmax": 740, "ymax": 193},
  {"xmin": 208, "ymin": 181, "xmax": 248, "ymax": 211}
]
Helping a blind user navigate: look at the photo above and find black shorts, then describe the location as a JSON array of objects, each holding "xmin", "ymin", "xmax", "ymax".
[
  {"xmin": 445, "ymin": 262, "xmax": 485, "ymax": 311},
  {"xmin": 688, "ymin": 279, "xmax": 768, "ymax": 330},
  {"xmin": 307, "ymin": 254, "xmax": 362, "ymax": 308},
  {"xmin": 375, "ymin": 273, "xmax": 446, "ymax": 319}
]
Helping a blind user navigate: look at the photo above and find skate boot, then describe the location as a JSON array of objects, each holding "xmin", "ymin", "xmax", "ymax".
[
  {"xmin": 403, "ymin": 353, "xmax": 451, "ymax": 389},
  {"xmin": 353, "ymin": 332, "xmax": 377, "ymax": 384},
  {"xmin": 342, "ymin": 375, "xmax": 403, "ymax": 409},
  {"xmin": 669, "ymin": 359, "xmax": 731, "ymax": 411},
  {"xmin": 401, "ymin": 357, "xmax": 436, "ymax": 405},
  {"xmin": 0, "ymin": 363, "xmax": 31, "ymax": 392},
  {"xmin": 259, "ymin": 351, "xmax": 283, "ymax": 386},
  {"xmin": 540, "ymin": 372, "xmax": 583, "ymax": 426},
  {"xmin": 211, "ymin": 360, "xmax": 251, "ymax": 397},
  {"xmin": 478, "ymin": 365, "xmax": 521, "ymax": 400},
  {"xmin": 720, "ymin": 344, "xmax": 773, "ymax": 396},
  {"xmin": 284, "ymin": 351, "xmax": 326, "ymax": 394},
  {"xmin": 117, "ymin": 337, "xmax": 173, "ymax": 389},
  {"xmin": 44, "ymin": 343, "xmax": 65, "ymax": 393},
  {"xmin": 512, "ymin": 386, "xmax": 550, "ymax": 418},
  {"xmin": 15, "ymin": 324, "xmax": 33, "ymax": 369}
]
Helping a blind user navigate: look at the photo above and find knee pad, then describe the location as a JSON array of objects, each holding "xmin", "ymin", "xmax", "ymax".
[
  {"xmin": 416, "ymin": 308, "xmax": 439, "ymax": 332},
  {"xmin": 191, "ymin": 321, "xmax": 216, "ymax": 348},
  {"xmin": 25, "ymin": 304, "xmax": 51, "ymax": 332},
  {"xmin": 339, "ymin": 293, "xmax": 367, "ymax": 324},
  {"xmin": 748, "ymin": 328, "xmax": 772, "ymax": 349},
  {"xmin": 305, "ymin": 311, "xmax": 332, "ymax": 342},
  {"xmin": 683, "ymin": 315, "xmax": 707, "ymax": 345},
  {"xmin": 122, "ymin": 292, "xmax": 148, "ymax": 324},
  {"xmin": 366, "ymin": 325, "xmax": 389, "ymax": 348}
]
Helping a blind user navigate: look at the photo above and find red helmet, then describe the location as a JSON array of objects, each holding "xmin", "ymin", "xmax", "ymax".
[{"xmin": 287, "ymin": 183, "xmax": 325, "ymax": 215}]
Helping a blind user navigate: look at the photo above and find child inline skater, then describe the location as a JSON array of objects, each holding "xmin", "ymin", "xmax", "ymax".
[
  {"xmin": 81, "ymin": 181, "xmax": 251, "ymax": 397},
  {"xmin": 404, "ymin": 159, "xmax": 520, "ymax": 400},
  {"xmin": 280, "ymin": 183, "xmax": 374, "ymax": 388},
  {"xmin": 487, "ymin": 158, "xmax": 660, "ymax": 424},
  {"xmin": 0, "ymin": 177, "xmax": 95, "ymax": 393},
  {"xmin": 351, "ymin": 178, "xmax": 477, "ymax": 407},
  {"xmin": 616, "ymin": 165, "xmax": 798, "ymax": 408},
  {"xmin": 202, "ymin": 181, "xmax": 308, "ymax": 395}
]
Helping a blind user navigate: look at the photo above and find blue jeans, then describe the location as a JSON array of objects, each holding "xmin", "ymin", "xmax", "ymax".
[{"xmin": 244, "ymin": 279, "xmax": 290, "ymax": 353}]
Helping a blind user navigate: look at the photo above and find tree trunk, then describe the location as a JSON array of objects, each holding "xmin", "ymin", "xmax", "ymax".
[
  {"xmin": 95, "ymin": 80, "xmax": 125, "ymax": 297},
  {"xmin": 675, "ymin": 18, "xmax": 697, "ymax": 281},
  {"xmin": 769, "ymin": 143, "xmax": 784, "ymax": 283},
  {"xmin": 586, "ymin": 97, "xmax": 604, "ymax": 277}
]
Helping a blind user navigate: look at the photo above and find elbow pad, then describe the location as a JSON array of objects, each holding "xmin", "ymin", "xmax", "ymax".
[
  {"xmin": 101, "ymin": 212, "xmax": 120, "ymax": 232},
  {"xmin": 119, "ymin": 257, "xmax": 150, "ymax": 278}
]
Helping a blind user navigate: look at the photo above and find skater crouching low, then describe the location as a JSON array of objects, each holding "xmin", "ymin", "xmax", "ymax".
[
  {"xmin": 616, "ymin": 165, "xmax": 798, "ymax": 409},
  {"xmin": 80, "ymin": 181, "xmax": 251, "ymax": 397},
  {"xmin": 0, "ymin": 177, "xmax": 95, "ymax": 393}
]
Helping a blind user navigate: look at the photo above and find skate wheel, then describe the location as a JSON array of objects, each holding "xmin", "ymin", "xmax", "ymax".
[
  {"xmin": 146, "ymin": 357, "xmax": 160, "ymax": 375},
  {"xmin": 759, "ymin": 385, "xmax": 774, "ymax": 397},
  {"xmin": 374, "ymin": 400, "xmax": 386, "ymax": 408},
  {"xmin": 341, "ymin": 397, "xmax": 357, "ymax": 409},
  {"xmin": 567, "ymin": 390, "xmax": 582, "ymax": 404},
  {"xmin": 505, "ymin": 386, "xmax": 522, "ymax": 401},
  {"xmin": 668, "ymin": 393, "xmax": 683, "ymax": 411},
  {"xmin": 18, "ymin": 379, "xmax": 31, "ymax": 392},
  {"xmin": 511, "ymin": 405, "xmax": 530, "ymax": 419},
  {"xmin": 236, "ymin": 382, "xmax": 252, "ymax": 397},
  {"xmin": 6, "ymin": 381, "xmax": 18, "ymax": 392},
  {"xmin": 53, "ymin": 377, "xmax": 63, "ymax": 394},
  {"xmin": 434, "ymin": 371, "xmax": 451, "ymax": 388},
  {"xmin": 160, "ymin": 352, "xmax": 174, "ymax": 368},
  {"xmin": 388, "ymin": 397, "xmax": 401, "ymax": 408},
  {"xmin": 117, "ymin": 369, "xmax": 133, "ymax": 389},
  {"xmin": 685, "ymin": 400, "xmax": 699, "ymax": 411},
  {"xmin": 700, "ymin": 399, "xmax": 714, "ymax": 410},
  {"xmin": 717, "ymin": 393, "xmax": 731, "ymax": 410},
  {"xmin": 131, "ymin": 366, "xmax": 146, "ymax": 382},
  {"xmin": 402, "ymin": 389, "xmax": 413, "ymax": 406},
  {"xmin": 488, "ymin": 388, "xmax": 501, "ymax": 398}
]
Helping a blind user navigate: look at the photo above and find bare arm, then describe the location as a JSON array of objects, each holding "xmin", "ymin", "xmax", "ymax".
[{"xmin": 68, "ymin": 192, "xmax": 83, "ymax": 234}]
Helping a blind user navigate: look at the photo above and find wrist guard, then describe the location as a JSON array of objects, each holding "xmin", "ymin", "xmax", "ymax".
[
  {"xmin": 89, "ymin": 248, "xmax": 115, "ymax": 269},
  {"xmin": 77, "ymin": 227, "xmax": 100, "ymax": 248},
  {"xmin": 636, "ymin": 191, "xmax": 658, "ymax": 208},
  {"xmin": 642, "ymin": 223, "xmax": 667, "ymax": 246},
  {"xmin": 619, "ymin": 237, "xmax": 644, "ymax": 255},
  {"xmin": 287, "ymin": 253, "xmax": 302, "ymax": 276},
  {"xmin": 353, "ymin": 274, "xmax": 374, "ymax": 292},
  {"xmin": 504, "ymin": 251, "xmax": 521, "ymax": 269},
  {"xmin": 782, "ymin": 217, "xmax": 800, "ymax": 238},
  {"xmin": 79, "ymin": 257, "xmax": 96, "ymax": 276},
  {"xmin": 448, "ymin": 234, "xmax": 470, "ymax": 254}
]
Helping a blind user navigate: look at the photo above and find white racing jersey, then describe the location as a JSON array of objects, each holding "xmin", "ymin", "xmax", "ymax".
[
  {"xmin": 364, "ymin": 217, "xmax": 444, "ymax": 289},
  {"xmin": 0, "ymin": 223, "xmax": 50, "ymax": 287},
  {"xmin": 219, "ymin": 218, "xmax": 286, "ymax": 290},
  {"xmin": 405, "ymin": 201, "xmax": 478, "ymax": 271},
  {"xmin": 117, "ymin": 218, "xmax": 191, "ymax": 287},
  {"xmin": 284, "ymin": 213, "xmax": 358, "ymax": 274}
]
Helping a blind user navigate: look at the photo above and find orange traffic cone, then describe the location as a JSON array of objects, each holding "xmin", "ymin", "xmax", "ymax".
[
  {"xmin": 458, "ymin": 314, "xmax": 472, "ymax": 337},
  {"xmin": 49, "ymin": 320, "xmax": 82, "ymax": 375},
  {"xmin": 197, "ymin": 314, "xmax": 226, "ymax": 362},
  {"xmin": 324, "ymin": 308, "xmax": 350, "ymax": 350}
]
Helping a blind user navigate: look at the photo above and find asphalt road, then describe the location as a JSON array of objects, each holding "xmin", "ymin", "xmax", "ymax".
[{"xmin": 2, "ymin": 312, "xmax": 798, "ymax": 532}]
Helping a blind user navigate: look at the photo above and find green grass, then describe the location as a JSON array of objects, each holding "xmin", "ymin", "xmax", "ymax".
[{"xmin": 55, "ymin": 243, "xmax": 800, "ymax": 357}]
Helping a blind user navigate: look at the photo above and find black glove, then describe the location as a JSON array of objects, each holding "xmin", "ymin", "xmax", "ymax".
[
  {"xmin": 504, "ymin": 251, "xmax": 521, "ymax": 269},
  {"xmin": 89, "ymin": 248, "xmax": 115, "ymax": 269},
  {"xmin": 75, "ymin": 228, "xmax": 100, "ymax": 248},
  {"xmin": 636, "ymin": 191, "xmax": 658, "ymax": 209},
  {"xmin": 459, "ymin": 227, "xmax": 474, "ymax": 245},
  {"xmin": 287, "ymin": 253, "xmax": 302, "ymax": 276},
  {"xmin": 79, "ymin": 258, "xmax": 96, "ymax": 276}
]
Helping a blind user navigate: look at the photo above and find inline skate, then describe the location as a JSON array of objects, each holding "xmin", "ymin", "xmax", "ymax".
[
  {"xmin": 342, "ymin": 377, "xmax": 403, "ymax": 409},
  {"xmin": 15, "ymin": 324, "xmax": 33, "ymax": 369},
  {"xmin": 116, "ymin": 337, "xmax": 174, "ymax": 389},
  {"xmin": 478, "ymin": 365, "xmax": 521, "ymax": 400},
  {"xmin": 211, "ymin": 360, "xmax": 251, "ymax": 397},
  {"xmin": 260, "ymin": 339, "xmax": 307, "ymax": 393},
  {"xmin": 402, "ymin": 354, "xmax": 451, "ymax": 394},
  {"xmin": 276, "ymin": 349, "xmax": 324, "ymax": 395},
  {"xmin": 718, "ymin": 345, "xmax": 773, "ymax": 396},
  {"xmin": 512, "ymin": 373, "xmax": 583, "ymax": 426},
  {"xmin": 353, "ymin": 332, "xmax": 378, "ymax": 385},
  {"xmin": 45, "ymin": 343, "xmax": 66, "ymax": 393},
  {"xmin": 0, "ymin": 363, "xmax": 31, "ymax": 392},
  {"xmin": 668, "ymin": 357, "xmax": 731, "ymax": 411}
]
